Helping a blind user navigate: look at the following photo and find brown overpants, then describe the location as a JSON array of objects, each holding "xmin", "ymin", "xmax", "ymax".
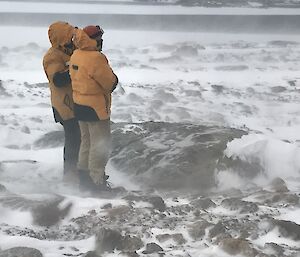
[{"xmin": 78, "ymin": 119, "xmax": 111, "ymax": 185}]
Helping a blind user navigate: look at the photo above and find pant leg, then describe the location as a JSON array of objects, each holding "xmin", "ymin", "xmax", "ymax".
[
  {"xmin": 77, "ymin": 121, "xmax": 90, "ymax": 171},
  {"xmin": 88, "ymin": 119, "xmax": 111, "ymax": 185},
  {"xmin": 62, "ymin": 118, "xmax": 81, "ymax": 173}
]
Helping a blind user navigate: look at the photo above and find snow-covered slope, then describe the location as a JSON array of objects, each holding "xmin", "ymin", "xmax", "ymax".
[{"xmin": 0, "ymin": 1, "xmax": 299, "ymax": 256}]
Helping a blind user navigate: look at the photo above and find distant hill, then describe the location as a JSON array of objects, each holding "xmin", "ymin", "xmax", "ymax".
[
  {"xmin": 136, "ymin": 0, "xmax": 300, "ymax": 8},
  {"xmin": 1, "ymin": 0, "xmax": 299, "ymax": 7}
]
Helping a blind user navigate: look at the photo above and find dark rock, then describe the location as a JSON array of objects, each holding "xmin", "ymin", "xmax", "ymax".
[
  {"xmin": 255, "ymin": 253, "xmax": 275, "ymax": 257},
  {"xmin": 95, "ymin": 228, "xmax": 122, "ymax": 253},
  {"xmin": 220, "ymin": 238, "xmax": 257, "ymax": 257},
  {"xmin": 184, "ymin": 89, "xmax": 202, "ymax": 97},
  {"xmin": 173, "ymin": 234, "xmax": 186, "ymax": 245},
  {"xmin": 117, "ymin": 235, "xmax": 144, "ymax": 252},
  {"xmin": 221, "ymin": 198, "xmax": 259, "ymax": 213},
  {"xmin": 70, "ymin": 246, "xmax": 79, "ymax": 252},
  {"xmin": 150, "ymin": 55, "xmax": 181, "ymax": 64},
  {"xmin": 126, "ymin": 93, "xmax": 144, "ymax": 103},
  {"xmin": 82, "ymin": 251, "xmax": 101, "ymax": 257},
  {"xmin": 30, "ymin": 117, "xmax": 43, "ymax": 123},
  {"xmin": 220, "ymin": 188, "xmax": 244, "ymax": 197},
  {"xmin": 25, "ymin": 82, "xmax": 48, "ymax": 88},
  {"xmin": 193, "ymin": 209, "xmax": 201, "ymax": 217},
  {"xmin": 173, "ymin": 44, "xmax": 199, "ymax": 57},
  {"xmin": 191, "ymin": 198, "xmax": 216, "ymax": 209},
  {"xmin": 234, "ymin": 102, "xmax": 253, "ymax": 115},
  {"xmin": 156, "ymin": 233, "xmax": 186, "ymax": 245},
  {"xmin": 111, "ymin": 122, "xmax": 247, "ymax": 192},
  {"xmin": 105, "ymin": 205, "xmax": 131, "ymax": 218},
  {"xmin": 5, "ymin": 144, "xmax": 20, "ymax": 149},
  {"xmin": 32, "ymin": 199, "xmax": 72, "ymax": 227},
  {"xmin": 264, "ymin": 242, "xmax": 284, "ymax": 256},
  {"xmin": 101, "ymin": 203, "xmax": 112, "ymax": 209},
  {"xmin": 259, "ymin": 190, "xmax": 299, "ymax": 206},
  {"xmin": 270, "ymin": 86, "xmax": 287, "ymax": 93},
  {"xmin": 21, "ymin": 126, "xmax": 30, "ymax": 134},
  {"xmin": 269, "ymin": 177, "xmax": 289, "ymax": 192},
  {"xmin": 122, "ymin": 251, "xmax": 139, "ymax": 257},
  {"xmin": 0, "ymin": 81, "xmax": 12, "ymax": 97},
  {"xmin": 272, "ymin": 219, "xmax": 300, "ymax": 241},
  {"xmin": 153, "ymin": 89, "xmax": 178, "ymax": 103},
  {"xmin": 150, "ymin": 99, "xmax": 164, "ymax": 109},
  {"xmin": 142, "ymin": 242, "xmax": 164, "ymax": 254},
  {"xmin": 33, "ymin": 131, "xmax": 64, "ymax": 149},
  {"xmin": 188, "ymin": 220, "xmax": 212, "ymax": 240},
  {"xmin": 176, "ymin": 0, "xmax": 300, "ymax": 7},
  {"xmin": 221, "ymin": 219, "xmax": 257, "ymax": 239},
  {"xmin": 123, "ymin": 194, "xmax": 166, "ymax": 212},
  {"xmin": 147, "ymin": 196, "xmax": 166, "ymax": 212},
  {"xmin": 288, "ymin": 80, "xmax": 296, "ymax": 87},
  {"xmin": 0, "ymin": 247, "xmax": 43, "ymax": 257},
  {"xmin": 0, "ymin": 184, "xmax": 7, "ymax": 192},
  {"xmin": 95, "ymin": 228, "xmax": 143, "ymax": 253},
  {"xmin": 268, "ymin": 40, "xmax": 299, "ymax": 47},
  {"xmin": 156, "ymin": 43, "xmax": 177, "ymax": 52},
  {"xmin": 269, "ymin": 193, "xmax": 299, "ymax": 206},
  {"xmin": 211, "ymin": 84, "xmax": 225, "ymax": 94},
  {"xmin": 88, "ymin": 209, "xmax": 97, "ymax": 216},
  {"xmin": 246, "ymin": 87, "xmax": 256, "ymax": 94},
  {"xmin": 0, "ymin": 192, "xmax": 71, "ymax": 226},
  {"xmin": 215, "ymin": 65, "xmax": 249, "ymax": 71},
  {"xmin": 209, "ymin": 222, "xmax": 226, "ymax": 238}
]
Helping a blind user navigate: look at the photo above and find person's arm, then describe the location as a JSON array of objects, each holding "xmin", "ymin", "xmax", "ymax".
[
  {"xmin": 43, "ymin": 55, "xmax": 69, "ymax": 87},
  {"xmin": 91, "ymin": 53, "xmax": 118, "ymax": 93},
  {"xmin": 103, "ymin": 54, "xmax": 118, "ymax": 92}
]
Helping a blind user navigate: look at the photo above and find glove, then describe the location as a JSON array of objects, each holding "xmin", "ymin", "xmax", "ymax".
[{"xmin": 53, "ymin": 70, "xmax": 71, "ymax": 87}]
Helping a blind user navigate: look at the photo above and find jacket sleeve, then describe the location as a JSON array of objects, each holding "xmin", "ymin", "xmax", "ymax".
[
  {"xmin": 90, "ymin": 53, "xmax": 118, "ymax": 94},
  {"xmin": 43, "ymin": 55, "xmax": 68, "ymax": 87}
]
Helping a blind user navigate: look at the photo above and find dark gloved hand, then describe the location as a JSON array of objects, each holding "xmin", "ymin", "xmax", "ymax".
[{"xmin": 53, "ymin": 70, "xmax": 71, "ymax": 87}]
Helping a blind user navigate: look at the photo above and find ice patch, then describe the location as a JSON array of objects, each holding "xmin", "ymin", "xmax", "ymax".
[{"xmin": 225, "ymin": 133, "xmax": 300, "ymax": 180}]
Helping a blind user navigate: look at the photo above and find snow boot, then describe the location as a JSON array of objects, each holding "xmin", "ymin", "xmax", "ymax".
[
  {"xmin": 78, "ymin": 170, "xmax": 111, "ymax": 193},
  {"xmin": 63, "ymin": 169, "xmax": 80, "ymax": 186},
  {"xmin": 78, "ymin": 169, "xmax": 95, "ymax": 191}
]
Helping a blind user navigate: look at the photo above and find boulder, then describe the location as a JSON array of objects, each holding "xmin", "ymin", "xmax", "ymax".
[
  {"xmin": 111, "ymin": 122, "xmax": 247, "ymax": 192},
  {"xmin": 0, "ymin": 247, "xmax": 43, "ymax": 257}
]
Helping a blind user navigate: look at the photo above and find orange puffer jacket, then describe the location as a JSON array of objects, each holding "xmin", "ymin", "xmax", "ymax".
[
  {"xmin": 70, "ymin": 29, "xmax": 117, "ymax": 120},
  {"xmin": 43, "ymin": 21, "xmax": 75, "ymax": 122}
]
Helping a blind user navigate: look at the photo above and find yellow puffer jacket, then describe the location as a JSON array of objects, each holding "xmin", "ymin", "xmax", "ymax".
[
  {"xmin": 70, "ymin": 29, "xmax": 117, "ymax": 120},
  {"xmin": 43, "ymin": 21, "xmax": 75, "ymax": 122}
]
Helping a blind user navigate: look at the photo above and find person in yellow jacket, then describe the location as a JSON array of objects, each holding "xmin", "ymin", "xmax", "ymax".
[
  {"xmin": 69, "ymin": 26, "xmax": 118, "ymax": 192},
  {"xmin": 43, "ymin": 21, "xmax": 81, "ymax": 184}
]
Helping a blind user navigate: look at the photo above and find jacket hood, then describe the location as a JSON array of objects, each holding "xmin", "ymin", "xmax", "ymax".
[
  {"xmin": 73, "ymin": 29, "xmax": 97, "ymax": 51},
  {"xmin": 48, "ymin": 21, "xmax": 74, "ymax": 48}
]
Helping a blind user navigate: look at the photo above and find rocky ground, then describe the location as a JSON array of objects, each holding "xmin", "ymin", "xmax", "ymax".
[
  {"xmin": 0, "ymin": 35, "xmax": 300, "ymax": 256},
  {"xmin": 0, "ymin": 119, "xmax": 299, "ymax": 256},
  {"xmin": 0, "ymin": 175, "xmax": 299, "ymax": 256},
  {"xmin": 139, "ymin": 0, "xmax": 300, "ymax": 8}
]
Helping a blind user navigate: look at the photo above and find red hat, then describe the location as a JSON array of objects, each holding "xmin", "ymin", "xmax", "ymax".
[{"xmin": 83, "ymin": 25, "xmax": 104, "ymax": 39}]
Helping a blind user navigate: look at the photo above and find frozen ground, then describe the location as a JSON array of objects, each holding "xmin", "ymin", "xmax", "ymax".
[{"xmin": 0, "ymin": 4, "xmax": 300, "ymax": 257}]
